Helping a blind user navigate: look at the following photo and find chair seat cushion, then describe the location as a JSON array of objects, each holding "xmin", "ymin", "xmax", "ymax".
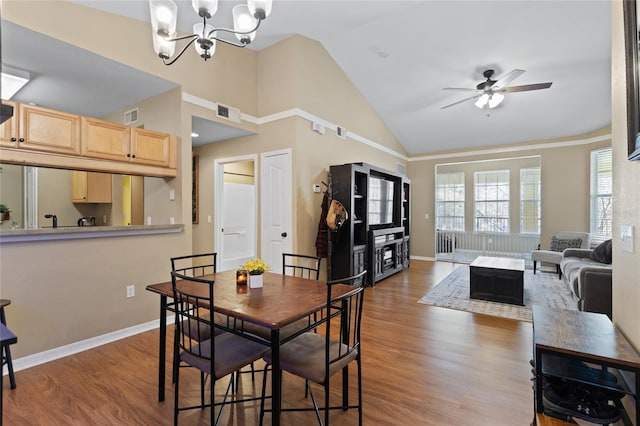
[
  {"xmin": 531, "ymin": 250, "xmax": 563, "ymax": 264},
  {"xmin": 181, "ymin": 332, "xmax": 267, "ymax": 379},
  {"xmin": 263, "ymin": 332, "xmax": 358, "ymax": 385}
]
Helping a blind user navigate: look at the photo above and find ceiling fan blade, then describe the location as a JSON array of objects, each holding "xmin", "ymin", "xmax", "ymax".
[
  {"xmin": 441, "ymin": 94, "xmax": 483, "ymax": 109},
  {"xmin": 492, "ymin": 69, "xmax": 525, "ymax": 89},
  {"xmin": 500, "ymin": 82, "xmax": 553, "ymax": 93},
  {"xmin": 442, "ymin": 87, "xmax": 479, "ymax": 92}
]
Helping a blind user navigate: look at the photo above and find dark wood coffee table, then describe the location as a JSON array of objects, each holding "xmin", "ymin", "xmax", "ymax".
[{"xmin": 469, "ymin": 256, "xmax": 525, "ymax": 305}]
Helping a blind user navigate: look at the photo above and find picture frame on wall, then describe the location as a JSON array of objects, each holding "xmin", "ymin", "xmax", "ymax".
[
  {"xmin": 624, "ymin": 0, "xmax": 640, "ymax": 160},
  {"xmin": 192, "ymin": 155, "xmax": 199, "ymax": 224}
]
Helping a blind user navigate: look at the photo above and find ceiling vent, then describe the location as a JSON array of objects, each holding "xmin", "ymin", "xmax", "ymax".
[
  {"xmin": 217, "ymin": 103, "xmax": 241, "ymax": 124},
  {"xmin": 124, "ymin": 108, "xmax": 139, "ymax": 125}
]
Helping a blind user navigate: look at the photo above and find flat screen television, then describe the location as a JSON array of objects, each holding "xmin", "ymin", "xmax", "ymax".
[{"xmin": 368, "ymin": 176, "xmax": 395, "ymax": 226}]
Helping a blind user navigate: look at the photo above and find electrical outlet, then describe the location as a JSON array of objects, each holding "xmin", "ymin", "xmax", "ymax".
[{"xmin": 126, "ymin": 285, "xmax": 135, "ymax": 298}]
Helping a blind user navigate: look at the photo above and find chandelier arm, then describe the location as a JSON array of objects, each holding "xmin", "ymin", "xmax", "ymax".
[
  {"xmin": 162, "ymin": 35, "xmax": 199, "ymax": 66},
  {"xmin": 165, "ymin": 33, "xmax": 200, "ymax": 42},
  {"xmin": 206, "ymin": 18, "xmax": 263, "ymax": 38}
]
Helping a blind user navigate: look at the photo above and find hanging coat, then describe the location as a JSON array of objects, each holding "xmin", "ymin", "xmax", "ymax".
[{"xmin": 315, "ymin": 192, "xmax": 329, "ymax": 258}]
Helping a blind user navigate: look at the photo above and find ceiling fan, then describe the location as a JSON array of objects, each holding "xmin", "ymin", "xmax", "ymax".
[{"xmin": 441, "ymin": 69, "xmax": 552, "ymax": 110}]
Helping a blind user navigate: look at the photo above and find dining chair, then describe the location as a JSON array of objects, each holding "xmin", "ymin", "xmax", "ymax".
[
  {"xmin": 170, "ymin": 253, "xmax": 230, "ymax": 382},
  {"xmin": 259, "ymin": 270, "xmax": 367, "ymax": 425},
  {"xmin": 282, "ymin": 253, "xmax": 322, "ymax": 280},
  {"xmin": 171, "ymin": 271, "xmax": 268, "ymax": 426}
]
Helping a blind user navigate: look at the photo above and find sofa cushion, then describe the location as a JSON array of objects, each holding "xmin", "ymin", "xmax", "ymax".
[
  {"xmin": 590, "ymin": 239, "xmax": 613, "ymax": 264},
  {"xmin": 550, "ymin": 236, "xmax": 583, "ymax": 252}
]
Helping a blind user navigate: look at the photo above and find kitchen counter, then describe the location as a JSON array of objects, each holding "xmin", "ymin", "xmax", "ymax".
[{"xmin": 0, "ymin": 224, "xmax": 183, "ymax": 243}]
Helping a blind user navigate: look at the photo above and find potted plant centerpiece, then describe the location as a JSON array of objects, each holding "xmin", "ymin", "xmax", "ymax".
[
  {"xmin": 0, "ymin": 204, "xmax": 10, "ymax": 223},
  {"xmin": 243, "ymin": 258, "xmax": 269, "ymax": 288}
]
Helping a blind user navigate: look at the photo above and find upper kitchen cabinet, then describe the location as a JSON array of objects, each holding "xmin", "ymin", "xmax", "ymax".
[
  {"xmin": 81, "ymin": 117, "xmax": 175, "ymax": 168},
  {"xmin": 1, "ymin": 103, "xmax": 80, "ymax": 154},
  {"xmin": 0, "ymin": 101, "xmax": 18, "ymax": 148}
]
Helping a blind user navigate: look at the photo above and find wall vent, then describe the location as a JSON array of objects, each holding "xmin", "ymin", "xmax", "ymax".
[
  {"xmin": 217, "ymin": 103, "xmax": 241, "ymax": 123},
  {"xmin": 124, "ymin": 108, "xmax": 139, "ymax": 125},
  {"xmin": 336, "ymin": 126, "xmax": 347, "ymax": 139},
  {"xmin": 396, "ymin": 162, "xmax": 407, "ymax": 176}
]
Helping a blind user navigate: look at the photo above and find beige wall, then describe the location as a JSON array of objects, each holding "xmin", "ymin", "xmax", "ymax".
[
  {"xmin": 611, "ymin": 1, "xmax": 640, "ymax": 349},
  {"xmin": 408, "ymin": 129, "xmax": 611, "ymax": 259},
  {"xmin": 2, "ymin": 0, "xmax": 636, "ymax": 362}
]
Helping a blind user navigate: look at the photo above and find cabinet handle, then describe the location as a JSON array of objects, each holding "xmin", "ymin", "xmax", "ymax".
[
  {"xmin": 131, "ymin": 154, "xmax": 136, "ymax": 158},
  {"xmin": 18, "ymin": 138, "xmax": 24, "ymax": 142},
  {"xmin": 10, "ymin": 137, "xmax": 17, "ymax": 142},
  {"xmin": 126, "ymin": 153, "xmax": 131, "ymax": 158}
]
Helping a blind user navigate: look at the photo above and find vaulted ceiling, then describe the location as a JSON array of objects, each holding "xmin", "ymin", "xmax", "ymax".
[{"xmin": 3, "ymin": 1, "xmax": 611, "ymax": 155}]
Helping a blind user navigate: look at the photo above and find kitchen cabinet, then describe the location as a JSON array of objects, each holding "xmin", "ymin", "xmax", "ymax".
[
  {"xmin": 0, "ymin": 101, "xmax": 18, "ymax": 148},
  {"xmin": 81, "ymin": 117, "xmax": 174, "ymax": 168},
  {"xmin": 71, "ymin": 171, "xmax": 112, "ymax": 203},
  {"xmin": 0, "ymin": 103, "xmax": 81, "ymax": 154}
]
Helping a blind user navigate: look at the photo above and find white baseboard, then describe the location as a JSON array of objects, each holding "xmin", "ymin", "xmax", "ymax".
[
  {"xmin": 3, "ymin": 315, "xmax": 175, "ymax": 375},
  {"xmin": 410, "ymin": 255, "xmax": 436, "ymax": 261}
]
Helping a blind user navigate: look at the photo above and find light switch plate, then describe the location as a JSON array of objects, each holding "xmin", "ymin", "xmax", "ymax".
[{"xmin": 621, "ymin": 225, "xmax": 634, "ymax": 253}]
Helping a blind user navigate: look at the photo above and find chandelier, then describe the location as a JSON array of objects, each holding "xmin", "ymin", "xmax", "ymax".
[{"xmin": 149, "ymin": 0, "xmax": 273, "ymax": 66}]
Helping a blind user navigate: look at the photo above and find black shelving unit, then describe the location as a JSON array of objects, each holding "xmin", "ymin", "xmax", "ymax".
[{"xmin": 328, "ymin": 162, "xmax": 410, "ymax": 287}]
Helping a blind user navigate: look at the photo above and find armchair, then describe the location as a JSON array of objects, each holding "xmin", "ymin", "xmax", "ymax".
[{"xmin": 531, "ymin": 231, "xmax": 591, "ymax": 278}]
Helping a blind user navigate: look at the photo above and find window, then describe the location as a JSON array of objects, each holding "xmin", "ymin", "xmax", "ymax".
[
  {"xmin": 590, "ymin": 148, "xmax": 612, "ymax": 239},
  {"xmin": 474, "ymin": 170, "xmax": 509, "ymax": 232},
  {"xmin": 520, "ymin": 167, "xmax": 541, "ymax": 234},
  {"xmin": 435, "ymin": 172, "xmax": 465, "ymax": 231}
]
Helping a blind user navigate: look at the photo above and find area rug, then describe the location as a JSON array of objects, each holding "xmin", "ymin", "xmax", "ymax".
[{"xmin": 417, "ymin": 265, "xmax": 578, "ymax": 322}]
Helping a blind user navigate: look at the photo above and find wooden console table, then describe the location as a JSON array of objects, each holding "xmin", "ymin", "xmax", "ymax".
[{"xmin": 533, "ymin": 306, "xmax": 640, "ymax": 425}]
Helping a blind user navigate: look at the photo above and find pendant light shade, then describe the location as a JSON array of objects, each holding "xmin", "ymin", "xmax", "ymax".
[
  {"xmin": 193, "ymin": 23, "xmax": 216, "ymax": 59},
  {"xmin": 233, "ymin": 4, "xmax": 258, "ymax": 44},
  {"xmin": 247, "ymin": 0, "xmax": 273, "ymax": 20},
  {"xmin": 488, "ymin": 93, "xmax": 504, "ymax": 108},
  {"xmin": 149, "ymin": 0, "xmax": 177, "ymax": 35},
  {"xmin": 191, "ymin": 0, "xmax": 218, "ymax": 18},
  {"xmin": 475, "ymin": 94, "xmax": 489, "ymax": 109}
]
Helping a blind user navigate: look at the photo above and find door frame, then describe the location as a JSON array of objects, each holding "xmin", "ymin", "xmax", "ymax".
[{"xmin": 214, "ymin": 154, "xmax": 258, "ymax": 270}]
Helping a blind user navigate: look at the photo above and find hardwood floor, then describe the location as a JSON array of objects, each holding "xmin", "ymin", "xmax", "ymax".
[{"xmin": 3, "ymin": 260, "xmax": 541, "ymax": 425}]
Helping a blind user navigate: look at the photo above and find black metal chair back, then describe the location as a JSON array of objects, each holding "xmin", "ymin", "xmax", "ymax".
[
  {"xmin": 282, "ymin": 253, "xmax": 321, "ymax": 280},
  {"xmin": 170, "ymin": 252, "xmax": 217, "ymax": 277}
]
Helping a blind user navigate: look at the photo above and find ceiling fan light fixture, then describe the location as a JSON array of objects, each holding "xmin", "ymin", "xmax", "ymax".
[
  {"xmin": 475, "ymin": 94, "xmax": 489, "ymax": 109},
  {"xmin": 488, "ymin": 93, "xmax": 504, "ymax": 108}
]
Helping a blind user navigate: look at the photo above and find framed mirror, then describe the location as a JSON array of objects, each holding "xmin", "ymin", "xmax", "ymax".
[{"xmin": 624, "ymin": 0, "xmax": 640, "ymax": 160}]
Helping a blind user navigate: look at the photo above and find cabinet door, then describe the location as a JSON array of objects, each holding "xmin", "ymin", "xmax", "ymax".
[
  {"xmin": 130, "ymin": 128, "xmax": 172, "ymax": 167},
  {"xmin": 0, "ymin": 101, "xmax": 19, "ymax": 148},
  {"xmin": 71, "ymin": 171, "xmax": 112, "ymax": 203},
  {"xmin": 81, "ymin": 117, "xmax": 131, "ymax": 161},
  {"xmin": 71, "ymin": 171, "xmax": 89, "ymax": 202},
  {"xmin": 19, "ymin": 104, "xmax": 81, "ymax": 154}
]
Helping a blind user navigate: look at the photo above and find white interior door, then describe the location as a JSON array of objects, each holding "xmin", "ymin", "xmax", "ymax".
[{"xmin": 260, "ymin": 149, "xmax": 292, "ymax": 273}]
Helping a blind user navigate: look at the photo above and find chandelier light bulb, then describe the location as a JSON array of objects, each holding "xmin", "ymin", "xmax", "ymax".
[
  {"xmin": 149, "ymin": 0, "xmax": 177, "ymax": 34},
  {"xmin": 193, "ymin": 23, "xmax": 216, "ymax": 59}
]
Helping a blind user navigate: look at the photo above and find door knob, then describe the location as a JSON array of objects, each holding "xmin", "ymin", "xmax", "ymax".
[{"xmin": 281, "ymin": 232, "xmax": 287, "ymax": 238}]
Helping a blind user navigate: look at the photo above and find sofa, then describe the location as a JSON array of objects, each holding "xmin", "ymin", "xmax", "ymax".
[{"xmin": 559, "ymin": 239, "xmax": 613, "ymax": 318}]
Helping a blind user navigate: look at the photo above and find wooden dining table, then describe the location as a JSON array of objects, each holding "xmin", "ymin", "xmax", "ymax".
[{"xmin": 145, "ymin": 270, "xmax": 356, "ymax": 426}]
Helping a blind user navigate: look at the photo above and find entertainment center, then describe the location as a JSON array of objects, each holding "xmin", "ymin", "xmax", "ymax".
[{"xmin": 328, "ymin": 162, "xmax": 410, "ymax": 287}]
